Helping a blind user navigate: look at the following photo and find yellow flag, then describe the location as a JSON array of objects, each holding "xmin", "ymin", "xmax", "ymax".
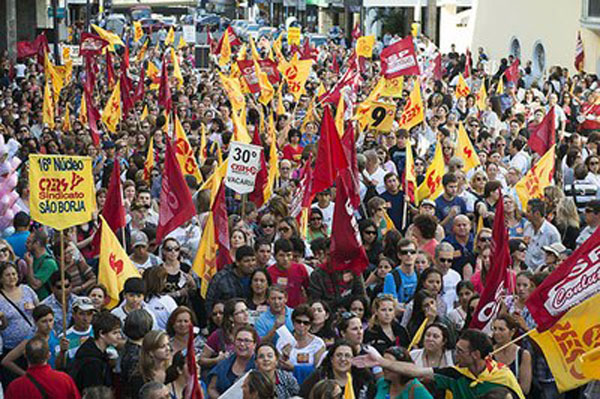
[
  {"xmin": 140, "ymin": 104, "xmax": 149, "ymax": 121},
  {"xmin": 287, "ymin": 27, "xmax": 301, "ymax": 46},
  {"xmin": 273, "ymin": 33, "xmax": 283, "ymax": 57},
  {"xmin": 476, "ymin": 214, "xmax": 484, "ymax": 234},
  {"xmin": 398, "ymin": 79, "xmax": 424, "ymax": 131},
  {"xmin": 497, "ymin": 77, "xmax": 505, "ymax": 95},
  {"xmin": 335, "ymin": 95, "xmax": 345, "ymax": 137},
  {"xmin": 171, "ymin": 48, "xmax": 183, "ymax": 88},
  {"xmin": 102, "ymin": 81, "xmax": 122, "ymax": 133},
  {"xmin": 408, "ymin": 318, "xmax": 428, "ymax": 350},
  {"xmin": 276, "ymin": 85, "xmax": 286, "ymax": 115},
  {"xmin": 365, "ymin": 101, "xmax": 396, "ymax": 132},
  {"xmin": 165, "ymin": 27, "xmax": 175, "ymax": 46},
  {"xmin": 317, "ymin": 82, "xmax": 326, "ymax": 98},
  {"xmin": 232, "ymin": 108, "xmax": 251, "ymax": 144},
  {"xmin": 264, "ymin": 114, "xmax": 279, "ymax": 202},
  {"xmin": 515, "ymin": 146, "xmax": 555, "ymax": 208},
  {"xmin": 137, "ymin": 40, "xmax": 148, "ymax": 64},
  {"xmin": 219, "ymin": 28, "xmax": 232, "ymax": 66},
  {"xmin": 92, "ymin": 24, "xmax": 125, "ymax": 50},
  {"xmin": 79, "ymin": 93, "xmax": 87, "ymax": 125},
  {"xmin": 356, "ymin": 35, "xmax": 375, "ymax": 58},
  {"xmin": 42, "ymin": 80, "xmax": 55, "ymax": 129},
  {"xmin": 279, "ymin": 54, "xmax": 313, "ymax": 101},
  {"xmin": 530, "ymin": 293, "xmax": 600, "ymax": 392},
  {"xmin": 133, "ymin": 21, "xmax": 143, "ymax": 43},
  {"xmin": 405, "ymin": 136, "xmax": 417, "ymax": 202},
  {"xmin": 143, "ymin": 136, "xmax": 154, "ymax": 183},
  {"xmin": 301, "ymin": 95, "xmax": 317, "ymax": 130},
  {"xmin": 147, "ymin": 61, "xmax": 160, "ymax": 82},
  {"xmin": 258, "ymin": 69, "xmax": 275, "ymax": 106},
  {"xmin": 416, "ymin": 140, "xmax": 444, "ymax": 204},
  {"xmin": 578, "ymin": 346, "xmax": 600, "ymax": 380},
  {"xmin": 219, "ymin": 72, "xmax": 246, "ymax": 113},
  {"xmin": 98, "ymin": 215, "xmax": 141, "ymax": 308},
  {"xmin": 382, "ymin": 210, "xmax": 396, "ymax": 233},
  {"xmin": 177, "ymin": 35, "xmax": 186, "ymax": 50},
  {"xmin": 236, "ymin": 43, "xmax": 247, "ymax": 61},
  {"xmin": 174, "ymin": 114, "xmax": 203, "ymax": 183},
  {"xmin": 200, "ymin": 124, "xmax": 207, "ymax": 162},
  {"xmin": 380, "ymin": 76, "xmax": 404, "ymax": 98},
  {"xmin": 343, "ymin": 372, "xmax": 355, "ymax": 399},
  {"xmin": 199, "ymin": 156, "xmax": 228, "ymax": 194},
  {"xmin": 249, "ymin": 36, "xmax": 261, "ymax": 61},
  {"xmin": 62, "ymin": 106, "xmax": 71, "ymax": 132},
  {"xmin": 45, "ymin": 52, "xmax": 64, "ymax": 104},
  {"xmin": 455, "ymin": 73, "xmax": 470, "ymax": 98},
  {"xmin": 457, "ymin": 122, "xmax": 481, "ymax": 172},
  {"xmin": 477, "ymin": 82, "xmax": 488, "ymax": 110},
  {"xmin": 194, "ymin": 210, "xmax": 218, "ymax": 297}
]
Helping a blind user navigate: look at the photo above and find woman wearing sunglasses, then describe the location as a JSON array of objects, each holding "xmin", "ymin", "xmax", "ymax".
[{"xmin": 161, "ymin": 238, "xmax": 196, "ymax": 307}]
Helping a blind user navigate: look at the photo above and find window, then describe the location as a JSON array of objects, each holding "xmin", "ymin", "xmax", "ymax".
[
  {"xmin": 589, "ymin": 0, "xmax": 600, "ymax": 17},
  {"xmin": 510, "ymin": 37, "xmax": 521, "ymax": 60},
  {"xmin": 532, "ymin": 41, "xmax": 546, "ymax": 76}
]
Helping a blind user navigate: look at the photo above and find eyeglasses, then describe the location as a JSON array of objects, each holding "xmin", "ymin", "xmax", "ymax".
[
  {"xmin": 262, "ymin": 224, "xmax": 275, "ymax": 228},
  {"xmin": 439, "ymin": 258, "xmax": 453, "ymax": 264},
  {"xmin": 364, "ymin": 230, "xmax": 377, "ymax": 236},
  {"xmin": 279, "ymin": 226, "xmax": 291, "ymax": 232},
  {"xmin": 294, "ymin": 319, "xmax": 311, "ymax": 326},
  {"xmin": 311, "ymin": 217, "xmax": 322, "ymax": 221},
  {"xmin": 0, "ymin": 248, "xmax": 9, "ymax": 254},
  {"xmin": 400, "ymin": 249, "xmax": 416, "ymax": 255},
  {"xmin": 235, "ymin": 338, "xmax": 255, "ymax": 345},
  {"xmin": 475, "ymin": 177, "xmax": 486, "ymax": 182},
  {"xmin": 479, "ymin": 237, "xmax": 492, "ymax": 242},
  {"xmin": 234, "ymin": 308, "xmax": 248, "ymax": 316},
  {"xmin": 164, "ymin": 246, "xmax": 180, "ymax": 252}
]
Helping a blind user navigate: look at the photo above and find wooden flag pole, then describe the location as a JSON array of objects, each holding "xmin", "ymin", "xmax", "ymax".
[
  {"xmin": 489, "ymin": 329, "xmax": 535, "ymax": 357},
  {"xmin": 59, "ymin": 230, "xmax": 67, "ymax": 334}
]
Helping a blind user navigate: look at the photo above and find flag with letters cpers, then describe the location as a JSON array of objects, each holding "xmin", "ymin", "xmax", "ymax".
[
  {"xmin": 98, "ymin": 215, "xmax": 140, "ymax": 308},
  {"xmin": 29, "ymin": 155, "xmax": 96, "ymax": 230}
]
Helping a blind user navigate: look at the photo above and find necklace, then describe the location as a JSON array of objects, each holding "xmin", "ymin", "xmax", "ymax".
[{"xmin": 424, "ymin": 350, "xmax": 444, "ymax": 368}]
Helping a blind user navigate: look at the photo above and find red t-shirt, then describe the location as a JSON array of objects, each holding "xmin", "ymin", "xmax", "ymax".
[
  {"xmin": 579, "ymin": 103, "xmax": 600, "ymax": 131},
  {"xmin": 282, "ymin": 144, "xmax": 304, "ymax": 162},
  {"xmin": 267, "ymin": 263, "xmax": 309, "ymax": 308},
  {"xmin": 6, "ymin": 364, "xmax": 81, "ymax": 399}
]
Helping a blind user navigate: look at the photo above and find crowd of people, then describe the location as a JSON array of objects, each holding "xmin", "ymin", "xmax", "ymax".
[{"xmin": 0, "ymin": 13, "xmax": 599, "ymax": 399}]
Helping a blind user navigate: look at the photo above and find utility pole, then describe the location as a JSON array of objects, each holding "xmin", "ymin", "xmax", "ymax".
[
  {"xmin": 426, "ymin": 0, "xmax": 437, "ymax": 43},
  {"xmin": 6, "ymin": 0, "xmax": 17, "ymax": 61},
  {"xmin": 51, "ymin": 0, "xmax": 60, "ymax": 64}
]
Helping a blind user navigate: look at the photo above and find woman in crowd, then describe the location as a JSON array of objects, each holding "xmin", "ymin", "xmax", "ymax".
[
  {"xmin": 365, "ymin": 257, "xmax": 393, "ymax": 301},
  {"xmin": 242, "ymin": 370, "xmax": 276, "ymax": 399},
  {"xmin": 337, "ymin": 312, "xmax": 365, "ymax": 355},
  {"xmin": 310, "ymin": 300, "xmax": 336, "ymax": 347},
  {"xmin": 165, "ymin": 351, "xmax": 192, "ymax": 399},
  {"xmin": 255, "ymin": 343, "xmax": 300, "ymax": 399},
  {"xmin": 406, "ymin": 290, "xmax": 455, "ymax": 345},
  {"xmin": 552, "ymin": 197, "xmax": 580, "ymax": 250},
  {"xmin": 492, "ymin": 314, "xmax": 532, "ymax": 396},
  {"xmin": 509, "ymin": 239, "xmax": 528, "ymax": 272},
  {"xmin": 401, "ymin": 267, "xmax": 447, "ymax": 326},
  {"xmin": 504, "ymin": 271, "xmax": 537, "ymax": 329},
  {"xmin": 166, "ymin": 306, "xmax": 205, "ymax": 357},
  {"xmin": 307, "ymin": 208, "xmax": 329, "ymax": 243},
  {"xmin": 121, "ymin": 309, "xmax": 154, "ymax": 399},
  {"xmin": 414, "ymin": 251, "xmax": 432, "ymax": 274},
  {"xmin": 504, "ymin": 196, "xmax": 526, "ymax": 239},
  {"xmin": 248, "ymin": 268, "xmax": 270, "ymax": 324},
  {"xmin": 59, "ymin": 242, "xmax": 95, "ymax": 295},
  {"xmin": 409, "ymin": 323, "xmax": 454, "ymax": 367},
  {"xmin": 359, "ymin": 219, "xmax": 383, "ymax": 268},
  {"xmin": 130, "ymin": 330, "xmax": 173, "ymax": 399},
  {"xmin": 364, "ymin": 294, "xmax": 409, "ymax": 353},
  {"xmin": 349, "ymin": 296, "xmax": 370, "ymax": 331},
  {"xmin": 88, "ymin": 284, "xmax": 109, "ymax": 311},
  {"xmin": 299, "ymin": 340, "xmax": 375, "ymax": 399},
  {"xmin": 375, "ymin": 347, "xmax": 433, "ymax": 399},
  {"xmin": 230, "ymin": 228, "xmax": 249, "ymax": 260},
  {"xmin": 207, "ymin": 325, "xmax": 257, "ymax": 399},
  {"xmin": 207, "ymin": 301, "xmax": 225, "ymax": 335},
  {"xmin": 161, "ymin": 238, "xmax": 197, "ymax": 306},
  {"xmin": 143, "ymin": 265, "xmax": 178, "ymax": 330},
  {"xmin": 447, "ymin": 281, "xmax": 476, "ymax": 331}
]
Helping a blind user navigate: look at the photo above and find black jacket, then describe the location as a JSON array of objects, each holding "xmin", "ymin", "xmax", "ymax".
[{"xmin": 69, "ymin": 338, "xmax": 112, "ymax": 392}]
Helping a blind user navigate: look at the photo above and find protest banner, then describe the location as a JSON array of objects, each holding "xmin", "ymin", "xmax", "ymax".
[{"xmin": 225, "ymin": 142, "xmax": 263, "ymax": 194}]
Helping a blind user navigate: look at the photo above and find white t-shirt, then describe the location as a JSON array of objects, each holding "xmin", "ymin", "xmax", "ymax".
[
  {"xmin": 289, "ymin": 335, "xmax": 326, "ymax": 367},
  {"xmin": 311, "ymin": 202, "xmax": 335, "ymax": 231},
  {"xmin": 145, "ymin": 295, "xmax": 178, "ymax": 331},
  {"xmin": 111, "ymin": 302, "xmax": 158, "ymax": 330},
  {"xmin": 441, "ymin": 269, "xmax": 462, "ymax": 311}
]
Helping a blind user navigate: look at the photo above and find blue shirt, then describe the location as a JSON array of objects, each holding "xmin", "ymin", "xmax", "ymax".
[
  {"xmin": 5, "ymin": 230, "xmax": 29, "ymax": 259},
  {"xmin": 435, "ymin": 195, "xmax": 468, "ymax": 233},
  {"xmin": 383, "ymin": 267, "xmax": 417, "ymax": 303},
  {"xmin": 380, "ymin": 190, "xmax": 406, "ymax": 231},
  {"xmin": 442, "ymin": 234, "xmax": 475, "ymax": 275},
  {"xmin": 0, "ymin": 284, "xmax": 37, "ymax": 349},
  {"xmin": 254, "ymin": 306, "xmax": 294, "ymax": 345},
  {"xmin": 208, "ymin": 354, "xmax": 255, "ymax": 395}
]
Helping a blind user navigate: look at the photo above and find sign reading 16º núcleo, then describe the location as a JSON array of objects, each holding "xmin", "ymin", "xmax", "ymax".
[
  {"xmin": 225, "ymin": 142, "xmax": 263, "ymax": 194},
  {"xmin": 29, "ymin": 154, "xmax": 96, "ymax": 230}
]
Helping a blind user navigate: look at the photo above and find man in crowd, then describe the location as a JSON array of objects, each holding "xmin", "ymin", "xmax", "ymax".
[{"xmin": 25, "ymin": 230, "xmax": 58, "ymax": 300}]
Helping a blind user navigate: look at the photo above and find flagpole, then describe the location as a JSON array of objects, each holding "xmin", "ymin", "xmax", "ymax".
[
  {"xmin": 489, "ymin": 329, "xmax": 535, "ymax": 357},
  {"xmin": 59, "ymin": 230, "xmax": 67, "ymax": 334}
]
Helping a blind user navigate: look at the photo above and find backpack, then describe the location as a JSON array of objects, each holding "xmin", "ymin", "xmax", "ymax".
[{"xmin": 391, "ymin": 268, "xmax": 403, "ymax": 300}]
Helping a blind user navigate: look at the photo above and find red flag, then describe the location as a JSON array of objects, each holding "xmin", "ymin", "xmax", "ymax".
[
  {"xmin": 17, "ymin": 33, "xmax": 49, "ymax": 63},
  {"xmin": 237, "ymin": 60, "xmax": 261, "ymax": 93},
  {"xmin": 84, "ymin": 55, "xmax": 97, "ymax": 94},
  {"xmin": 84, "ymin": 87, "xmax": 101, "ymax": 146},
  {"xmin": 330, "ymin": 171, "xmax": 369, "ymax": 276},
  {"xmin": 135, "ymin": 64, "xmax": 145, "ymax": 103},
  {"xmin": 103, "ymin": 159, "xmax": 126, "ymax": 232},
  {"xmin": 464, "ymin": 48, "xmax": 472, "ymax": 78},
  {"xmin": 380, "ymin": 36, "xmax": 420, "ymax": 78},
  {"xmin": 320, "ymin": 59, "xmax": 361, "ymax": 104},
  {"xmin": 248, "ymin": 124, "xmax": 267, "ymax": 207},
  {"xmin": 469, "ymin": 190, "xmax": 510, "ymax": 331},
  {"xmin": 433, "ymin": 53, "xmax": 443, "ymax": 81},
  {"xmin": 123, "ymin": 44, "xmax": 130, "ymax": 71},
  {"xmin": 213, "ymin": 179, "xmax": 232, "ymax": 270},
  {"xmin": 120, "ymin": 62, "xmax": 134, "ymax": 116},
  {"xmin": 341, "ymin": 123, "xmax": 361, "ymax": 209},
  {"xmin": 528, "ymin": 107, "xmax": 556, "ymax": 156},
  {"xmin": 156, "ymin": 137, "xmax": 196, "ymax": 243},
  {"xmin": 351, "ymin": 22, "xmax": 361, "ymax": 40},
  {"xmin": 158, "ymin": 55, "xmax": 172, "ymax": 114},
  {"xmin": 79, "ymin": 33, "xmax": 109, "ymax": 56},
  {"xmin": 257, "ymin": 59, "xmax": 280, "ymax": 84},
  {"xmin": 300, "ymin": 155, "xmax": 314, "ymax": 209},
  {"xmin": 214, "ymin": 27, "xmax": 241, "ymax": 54},
  {"xmin": 575, "ymin": 31, "xmax": 584, "ymax": 72},
  {"xmin": 300, "ymin": 38, "xmax": 318, "ymax": 61},
  {"xmin": 207, "ymin": 26, "xmax": 216, "ymax": 54},
  {"xmin": 184, "ymin": 324, "xmax": 203, "ymax": 399},
  {"xmin": 526, "ymin": 227, "xmax": 600, "ymax": 332},
  {"xmin": 311, "ymin": 106, "xmax": 348, "ymax": 196},
  {"xmin": 332, "ymin": 55, "xmax": 339, "ymax": 74},
  {"xmin": 106, "ymin": 51, "xmax": 116, "ymax": 87},
  {"xmin": 505, "ymin": 58, "xmax": 520, "ymax": 84}
]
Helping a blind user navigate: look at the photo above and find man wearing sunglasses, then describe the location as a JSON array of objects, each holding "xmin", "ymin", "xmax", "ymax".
[
  {"xmin": 41, "ymin": 272, "xmax": 83, "ymax": 337},
  {"xmin": 383, "ymin": 239, "xmax": 417, "ymax": 305}
]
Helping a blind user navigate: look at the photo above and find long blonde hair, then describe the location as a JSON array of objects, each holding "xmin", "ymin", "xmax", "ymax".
[
  {"xmin": 556, "ymin": 197, "xmax": 580, "ymax": 229},
  {"xmin": 138, "ymin": 330, "xmax": 169, "ymax": 382},
  {"xmin": 368, "ymin": 295, "xmax": 396, "ymax": 329}
]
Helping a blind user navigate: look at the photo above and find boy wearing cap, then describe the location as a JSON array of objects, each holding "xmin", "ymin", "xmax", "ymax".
[
  {"xmin": 111, "ymin": 277, "xmax": 158, "ymax": 330},
  {"xmin": 129, "ymin": 231, "xmax": 163, "ymax": 273},
  {"xmin": 56, "ymin": 297, "xmax": 96, "ymax": 367}
]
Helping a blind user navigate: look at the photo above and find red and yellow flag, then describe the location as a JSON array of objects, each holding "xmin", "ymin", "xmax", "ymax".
[
  {"xmin": 455, "ymin": 73, "xmax": 470, "ymax": 98},
  {"xmin": 42, "ymin": 80, "xmax": 55, "ymax": 129},
  {"xmin": 398, "ymin": 79, "xmax": 424, "ymax": 131},
  {"xmin": 98, "ymin": 215, "xmax": 141, "ymax": 308},
  {"xmin": 219, "ymin": 28, "xmax": 232, "ymax": 66},
  {"xmin": 171, "ymin": 48, "xmax": 183, "ymax": 88},
  {"xmin": 278, "ymin": 54, "xmax": 313, "ymax": 101},
  {"xmin": 143, "ymin": 136, "xmax": 154, "ymax": 183},
  {"xmin": 405, "ymin": 135, "xmax": 417, "ymax": 203},
  {"xmin": 165, "ymin": 27, "xmax": 175, "ymax": 46},
  {"xmin": 137, "ymin": 39, "xmax": 148, "ymax": 64},
  {"xmin": 457, "ymin": 122, "xmax": 480, "ymax": 172},
  {"xmin": 416, "ymin": 140, "xmax": 444, "ymax": 204},
  {"xmin": 79, "ymin": 93, "xmax": 87, "ymax": 125},
  {"xmin": 515, "ymin": 145, "xmax": 555, "ymax": 208},
  {"xmin": 356, "ymin": 35, "xmax": 375, "ymax": 58},
  {"xmin": 264, "ymin": 113, "xmax": 279, "ymax": 202},
  {"xmin": 174, "ymin": 113, "xmax": 203, "ymax": 184},
  {"xmin": 62, "ymin": 106, "xmax": 71, "ymax": 132},
  {"xmin": 477, "ymin": 82, "xmax": 488, "ymax": 110},
  {"xmin": 219, "ymin": 72, "xmax": 245, "ymax": 113},
  {"xmin": 102, "ymin": 81, "xmax": 121, "ymax": 133},
  {"xmin": 133, "ymin": 21, "xmax": 143, "ymax": 43}
]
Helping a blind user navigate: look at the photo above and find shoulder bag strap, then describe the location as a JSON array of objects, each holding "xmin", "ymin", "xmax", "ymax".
[
  {"xmin": 0, "ymin": 289, "xmax": 33, "ymax": 327},
  {"xmin": 26, "ymin": 373, "xmax": 49, "ymax": 399}
]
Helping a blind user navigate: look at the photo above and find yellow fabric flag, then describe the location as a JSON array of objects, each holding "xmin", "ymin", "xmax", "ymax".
[
  {"xmin": 174, "ymin": 113, "xmax": 203, "ymax": 183},
  {"xmin": 408, "ymin": 318, "xmax": 428, "ymax": 350},
  {"xmin": 177, "ymin": 35, "xmax": 186, "ymax": 50},
  {"xmin": 133, "ymin": 21, "xmax": 143, "ymax": 43},
  {"xmin": 137, "ymin": 40, "xmax": 148, "ymax": 64},
  {"xmin": 273, "ymin": 33, "xmax": 283, "ymax": 58},
  {"xmin": 457, "ymin": 122, "xmax": 481, "ymax": 172},
  {"xmin": 382, "ymin": 211, "xmax": 396, "ymax": 233},
  {"xmin": 398, "ymin": 79, "xmax": 424, "ymax": 131},
  {"xmin": 45, "ymin": 53, "xmax": 64, "ymax": 104},
  {"xmin": 258, "ymin": 69, "xmax": 275, "ymax": 106},
  {"xmin": 140, "ymin": 105, "xmax": 149, "ymax": 121},
  {"xmin": 380, "ymin": 76, "xmax": 404, "ymax": 98},
  {"xmin": 79, "ymin": 93, "xmax": 87, "ymax": 125},
  {"xmin": 219, "ymin": 28, "xmax": 232, "ymax": 66},
  {"xmin": 497, "ymin": 77, "xmax": 505, "ymax": 95},
  {"xmin": 405, "ymin": 137, "xmax": 417, "ymax": 204},
  {"xmin": 219, "ymin": 72, "xmax": 246, "ymax": 114},
  {"xmin": 165, "ymin": 27, "xmax": 175, "ymax": 46},
  {"xmin": 236, "ymin": 43, "xmax": 247, "ymax": 61},
  {"xmin": 264, "ymin": 114, "xmax": 279, "ymax": 202},
  {"xmin": 515, "ymin": 145, "xmax": 555, "ymax": 208},
  {"xmin": 199, "ymin": 124, "xmax": 207, "ymax": 162},
  {"xmin": 92, "ymin": 24, "xmax": 125, "ymax": 50},
  {"xmin": 42, "ymin": 80, "xmax": 55, "ymax": 129},
  {"xmin": 194, "ymin": 209, "xmax": 218, "ymax": 297},
  {"xmin": 278, "ymin": 54, "xmax": 313, "ymax": 101},
  {"xmin": 356, "ymin": 35, "xmax": 375, "ymax": 58},
  {"xmin": 578, "ymin": 346, "xmax": 600, "ymax": 379},
  {"xmin": 416, "ymin": 140, "xmax": 444, "ymax": 204},
  {"xmin": 301, "ymin": 95, "xmax": 317, "ymax": 130},
  {"xmin": 530, "ymin": 293, "xmax": 600, "ymax": 392},
  {"xmin": 98, "ymin": 215, "xmax": 141, "ymax": 308},
  {"xmin": 455, "ymin": 73, "xmax": 470, "ymax": 98},
  {"xmin": 147, "ymin": 61, "xmax": 160, "ymax": 82},
  {"xmin": 143, "ymin": 136, "xmax": 154, "ymax": 183},
  {"xmin": 199, "ymin": 157, "xmax": 228, "ymax": 193},
  {"xmin": 344, "ymin": 372, "xmax": 355, "ymax": 399},
  {"xmin": 276, "ymin": 85, "xmax": 286, "ymax": 115},
  {"xmin": 477, "ymin": 82, "xmax": 488, "ymax": 110},
  {"xmin": 317, "ymin": 82, "xmax": 326, "ymax": 98},
  {"xmin": 249, "ymin": 36, "xmax": 261, "ymax": 61},
  {"xmin": 476, "ymin": 214, "xmax": 484, "ymax": 234},
  {"xmin": 335, "ymin": 95, "xmax": 345, "ymax": 137},
  {"xmin": 102, "ymin": 81, "xmax": 122, "ymax": 133},
  {"xmin": 170, "ymin": 48, "xmax": 183, "ymax": 89},
  {"xmin": 62, "ymin": 106, "xmax": 71, "ymax": 132},
  {"xmin": 232, "ymin": 108, "xmax": 251, "ymax": 144}
]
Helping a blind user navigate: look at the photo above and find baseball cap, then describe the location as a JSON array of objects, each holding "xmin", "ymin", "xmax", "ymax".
[
  {"xmin": 543, "ymin": 242, "xmax": 567, "ymax": 257},
  {"xmin": 420, "ymin": 199, "xmax": 436, "ymax": 209},
  {"xmin": 73, "ymin": 297, "xmax": 96, "ymax": 312},
  {"xmin": 131, "ymin": 231, "xmax": 149, "ymax": 248},
  {"xmin": 123, "ymin": 277, "xmax": 145, "ymax": 295}
]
